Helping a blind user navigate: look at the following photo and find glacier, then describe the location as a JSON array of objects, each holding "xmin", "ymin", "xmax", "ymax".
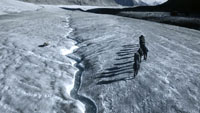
[{"xmin": 0, "ymin": 0, "xmax": 200, "ymax": 113}]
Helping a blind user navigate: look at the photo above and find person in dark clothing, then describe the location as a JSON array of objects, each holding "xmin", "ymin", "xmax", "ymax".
[
  {"xmin": 141, "ymin": 45, "xmax": 148, "ymax": 60},
  {"xmin": 139, "ymin": 35, "xmax": 148, "ymax": 60},
  {"xmin": 137, "ymin": 48, "xmax": 143, "ymax": 63},
  {"xmin": 133, "ymin": 52, "xmax": 140, "ymax": 77},
  {"xmin": 139, "ymin": 35, "xmax": 145, "ymax": 46}
]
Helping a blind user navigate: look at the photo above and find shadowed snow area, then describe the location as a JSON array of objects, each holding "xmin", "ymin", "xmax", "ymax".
[{"xmin": 70, "ymin": 11, "xmax": 200, "ymax": 113}]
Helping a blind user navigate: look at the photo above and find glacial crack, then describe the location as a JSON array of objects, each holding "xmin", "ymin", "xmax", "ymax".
[
  {"xmin": 70, "ymin": 57, "xmax": 98, "ymax": 113},
  {"xmin": 65, "ymin": 16, "xmax": 98, "ymax": 113}
]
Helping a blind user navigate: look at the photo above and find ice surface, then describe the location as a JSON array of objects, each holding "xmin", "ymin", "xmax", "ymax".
[
  {"xmin": 61, "ymin": 47, "xmax": 77, "ymax": 56},
  {"xmin": 0, "ymin": 0, "xmax": 40, "ymax": 15},
  {"xmin": 0, "ymin": 4, "xmax": 85, "ymax": 113},
  {"xmin": 69, "ymin": 11, "xmax": 200, "ymax": 113},
  {"xmin": 1, "ymin": 0, "xmax": 200, "ymax": 113}
]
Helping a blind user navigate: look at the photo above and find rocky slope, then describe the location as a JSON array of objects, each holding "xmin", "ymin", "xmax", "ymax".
[{"xmin": 160, "ymin": 0, "xmax": 200, "ymax": 12}]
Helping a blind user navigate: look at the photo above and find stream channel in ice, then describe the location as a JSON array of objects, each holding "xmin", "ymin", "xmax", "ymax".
[{"xmin": 0, "ymin": 11, "xmax": 96, "ymax": 112}]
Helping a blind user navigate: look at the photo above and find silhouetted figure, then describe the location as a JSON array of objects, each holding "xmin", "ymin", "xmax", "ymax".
[
  {"xmin": 133, "ymin": 52, "xmax": 140, "ymax": 77},
  {"xmin": 139, "ymin": 35, "xmax": 148, "ymax": 60},
  {"xmin": 137, "ymin": 48, "xmax": 143, "ymax": 63},
  {"xmin": 141, "ymin": 45, "xmax": 148, "ymax": 60},
  {"xmin": 139, "ymin": 35, "xmax": 145, "ymax": 46}
]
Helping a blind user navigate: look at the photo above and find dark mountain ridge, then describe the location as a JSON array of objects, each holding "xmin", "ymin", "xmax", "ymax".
[{"xmin": 160, "ymin": 0, "xmax": 200, "ymax": 13}]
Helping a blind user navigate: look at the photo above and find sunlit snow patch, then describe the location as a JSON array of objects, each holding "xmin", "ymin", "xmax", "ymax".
[
  {"xmin": 60, "ymin": 45, "xmax": 85, "ymax": 113},
  {"xmin": 60, "ymin": 46, "xmax": 79, "ymax": 95},
  {"xmin": 65, "ymin": 76, "xmax": 75, "ymax": 96},
  {"xmin": 76, "ymin": 100, "xmax": 86, "ymax": 113},
  {"xmin": 60, "ymin": 46, "xmax": 78, "ymax": 56}
]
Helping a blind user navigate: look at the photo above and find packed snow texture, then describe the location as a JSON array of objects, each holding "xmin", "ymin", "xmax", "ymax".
[
  {"xmin": 1, "ymin": 0, "xmax": 200, "ymax": 113},
  {"xmin": 0, "ymin": 5, "xmax": 85, "ymax": 113},
  {"xmin": 0, "ymin": 0, "xmax": 40, "ymax": 15},
  {"xmin": 70, "ymin": 11, "xmax": 200, "ymax": 113}
]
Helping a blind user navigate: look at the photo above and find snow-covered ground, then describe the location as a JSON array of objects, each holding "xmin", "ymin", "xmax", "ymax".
[
  {"xmin": 70, "ymin": 11, "xmax": 200, "ymax": 113},
  {"xmin": 0, "ymin": 1, "xmax": 85, "ymax": 113},
  {"xmin": 0, "ymin": 0, "xmax": 40, "ymax": 15},
  {"xmin": 1, "ymin": 0, "xmax": 200, "ymax": 113}
]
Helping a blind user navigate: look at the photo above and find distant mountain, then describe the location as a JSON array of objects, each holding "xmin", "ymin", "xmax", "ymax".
[
  {"xmin": 120, "ymin": 0, "xmax": 200, "ymax": 13},
  {"xmin": 114, "ymin": 0, "xmax": 134, "ymax": 6},
  {"xmin": 19, "ymin": 0, "xmax": 119, "ymax": 6},
  {"xmin": 135, "ymin": 0, "xmax": 148, "ymax": 6},
  {"xmin": 151, "ymin": 1, "xmax": 162, "ymax": 6},
  {"xmin": 115, "ymin": 0, "xmax": 148, "ymax": 6},
  {"xmin": 19, "ymin": 0, "xmax": 148, "ymax": 6}
]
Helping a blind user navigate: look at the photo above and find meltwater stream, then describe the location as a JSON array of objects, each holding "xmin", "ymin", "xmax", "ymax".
[
  {"xmin": 64, "ymin": 16, "xmax": 97, "ymax": 113},
  {"xmin": 70, "ymin": 58, "xmax": 98, "ymax": 113}
]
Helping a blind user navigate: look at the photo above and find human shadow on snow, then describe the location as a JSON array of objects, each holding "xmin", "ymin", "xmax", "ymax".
[
  {"xmin": 96, "ymin": 44, "xmax": 139, "ymax": 85},
  {"xmin": 96, "ymin": 76, "xmax": 135, "ymax": 85}
]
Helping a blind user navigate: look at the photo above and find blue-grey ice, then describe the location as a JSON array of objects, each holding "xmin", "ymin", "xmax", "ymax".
[{"xmin": 0, "ymin": 0, "xmax": 200, "ymax": 113}]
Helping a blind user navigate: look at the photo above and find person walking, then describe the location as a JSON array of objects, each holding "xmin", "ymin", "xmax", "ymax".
[{"xmin": 139, "ymin": 35, "xmax": 148, "ymax": 60}]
